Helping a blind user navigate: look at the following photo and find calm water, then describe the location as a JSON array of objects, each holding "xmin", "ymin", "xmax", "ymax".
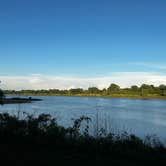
[{"xmin": 0, "ymin": 96, "xmax": 166, "ymax": 140}]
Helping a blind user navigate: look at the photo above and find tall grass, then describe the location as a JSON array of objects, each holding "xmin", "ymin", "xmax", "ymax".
[{"xmin": 0, "ymin": 112, "xmax": 165, "ymax": 165}]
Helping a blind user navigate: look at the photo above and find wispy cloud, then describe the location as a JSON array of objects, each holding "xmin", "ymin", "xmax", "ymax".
[
  {"xmin": 130, "ymin": 62, "xmax": 166, "ymax": 71},
  {"xmin": 1, "ymin": 72, "xmax": 166, "ymax": 90}
]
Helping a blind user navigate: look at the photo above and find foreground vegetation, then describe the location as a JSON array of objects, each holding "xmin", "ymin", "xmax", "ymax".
[
  {"xmin": 4, "ymin": 84, "xmax": 166, "ymax": 99},
  {"xmin": 0, "ymin": 112, "xmax": 165, "ymax": 165}
]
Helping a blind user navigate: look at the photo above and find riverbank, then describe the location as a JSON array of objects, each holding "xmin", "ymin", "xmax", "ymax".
[
  {"xmin": 5, "ymin": 93, "xmax": 166, "ymax": 100},
  {"xmin": 0, "ymin": 97, "xmax": 42, "ymax": 104}
]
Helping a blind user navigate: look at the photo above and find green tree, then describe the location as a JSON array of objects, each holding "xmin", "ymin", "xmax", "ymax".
[
  {"xmin": 140, "ymin": 84, "xmax": 152, "ymax": 96},
  {"xmin": 131, "ymin": 85, "xmax": 139, "ymax": 91},
  {"xmin": 102, "ymin": 88, "xmax": 107, "ymax": 95},
  {"xmin": 159, "ymin": 84, "xmax": 166, "ymax": 96},
  {"xmin": 69, "ymin": 88, "xmax": 84, "ymax": 95},
  {"xmin": 88, "ymin": 87, "xmax": 100, "ymax": 94},
  {"xmin": 107, "ymin": 83, "xmax": 120, "ymax": 94}
]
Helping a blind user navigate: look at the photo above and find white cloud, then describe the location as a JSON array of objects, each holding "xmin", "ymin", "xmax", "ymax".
[{"xmin": 0, "ymin": 72, "xmax": 166, "ymax": 90}]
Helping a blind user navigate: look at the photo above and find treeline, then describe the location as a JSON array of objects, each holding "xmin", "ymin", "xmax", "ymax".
[{"xmin": 4, "ymin": 84, "xmax": 166, "ymax": 97}]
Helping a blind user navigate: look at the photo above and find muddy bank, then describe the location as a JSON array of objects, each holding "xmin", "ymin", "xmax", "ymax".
[{"xmin": 0, "ymin": 97, "xmax": 42, "ymax": 104}]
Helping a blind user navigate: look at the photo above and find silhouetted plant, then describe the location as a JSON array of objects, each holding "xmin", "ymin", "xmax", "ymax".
[
  {"xmin": 68, "ymin": 116, "xmax": 91, "ymax": 139},
  {"xmin": 0, "ymin": 89, "xmax": 5, "ymax": 105},
  {"xmin": 0, "ymin": 112, "xmax": 165, "ymax": 165}
]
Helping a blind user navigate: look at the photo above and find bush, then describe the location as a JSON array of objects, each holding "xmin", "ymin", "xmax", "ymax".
[
  {"xmin": 0, "ymin": 112, "xmax": 165, "ymax": 165},
  {"xmin": 0, "ymin": 89, "xmax": 5, "ymax": 99}
]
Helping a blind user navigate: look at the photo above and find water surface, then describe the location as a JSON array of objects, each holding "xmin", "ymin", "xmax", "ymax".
[{"xmin": 0, "ymin": 96, "xmax": 166, "ymax": 140}]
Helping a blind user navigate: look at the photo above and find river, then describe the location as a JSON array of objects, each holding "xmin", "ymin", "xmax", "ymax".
[{"xmin": 0, "ymin": 96, "xmax": 166, "ymax": 141}]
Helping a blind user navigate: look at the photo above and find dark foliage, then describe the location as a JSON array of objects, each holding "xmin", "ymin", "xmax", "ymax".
[
  {"xmin": 0, "ymin": 89, "xmax": 5, "ymax": 99},
  {"xmin": 0, "ymin": 112, "xmax": 165, "ymax": 165}
]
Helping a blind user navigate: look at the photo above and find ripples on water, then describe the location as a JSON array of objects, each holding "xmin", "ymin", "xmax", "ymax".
[{"xmin": 0, "ymin": 96, "xmax": 166, "ymax": 141}]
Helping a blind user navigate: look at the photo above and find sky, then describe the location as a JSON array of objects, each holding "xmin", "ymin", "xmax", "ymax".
[{"xmin": 0, "ymin": 0, "xmax": 166, "ymax": 90}]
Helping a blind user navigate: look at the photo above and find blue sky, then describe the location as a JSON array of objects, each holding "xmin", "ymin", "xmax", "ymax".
[{"xmin": 0, "ymin": 0, "xmax": 166, "ymax": 89}]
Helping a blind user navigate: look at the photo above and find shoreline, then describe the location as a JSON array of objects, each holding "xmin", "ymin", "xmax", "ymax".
[
  {"xmin": 5, "ymin": 94, "xmax": 166, "ymax": 100},
  {"xmin": 0, "ymin": 97, "xmax": 42, "ymax": 104}
]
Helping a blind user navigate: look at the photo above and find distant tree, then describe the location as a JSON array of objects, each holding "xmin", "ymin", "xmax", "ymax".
[
  {"xmin": 69, "ymin": 88, "xmax": 84, "ymax": 95},
  {"xmin": 107, "ymin": 83, "xmax": 120, "ymax": 94},
  {"xmin": 159, "ymin": 84, "xmax": 166, "ymax": 90},
  {"xmin": 140, "ymin": 84, "xmax": 150, "ymax": 89},
  {"xmin": 102, "ymin": 88, "xmax": 107, "ymax": 95},
  {"xmin": 131, "ymin": 85, "xmax": 139, "ymax": 91},
  {"xmin": 88, "ymin": 87, "xmax": 100, "ymax": 94},
  {"xmin": 140, "ymin": 84, "xmax": 152, "ymax": 96},
  {"xmin": 159, "ymin": 84, "xmax": 166, "ymax": 96}
]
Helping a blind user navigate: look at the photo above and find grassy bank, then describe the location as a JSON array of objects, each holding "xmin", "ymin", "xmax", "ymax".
[
  {"xmin": 4, "ymin": 83, "xmax": 166, "ymax": 100},
  {"xmin": 0, "ymin": 112, "xmax": 165, "ymax": 166},
  {"xmin": 5, "ymin": 93, "xmax": 166, "ymax": 100}
]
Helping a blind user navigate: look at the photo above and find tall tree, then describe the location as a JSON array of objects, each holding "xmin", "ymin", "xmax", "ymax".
[
  {"xmin": 159, "ymin": 85, "xmax": 166, "ymax": 96},
  {"xmin": 107, "ymin": 83, "xmax": 120, "ymax": 94},
  {"xmin": 88, "ymin": 87, "xmax": 100, "ymax": 94}
]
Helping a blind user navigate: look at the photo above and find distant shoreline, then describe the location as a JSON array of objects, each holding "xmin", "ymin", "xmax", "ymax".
[
  {"xmin": 4, "ymin": 84, "xmax": 166, "ymax": 101},
  {"xmin": 0, "ymin": 97, "xmax": 42, "ymax": 104},
  {"xmin": 5, "ymin": 94, "xmax": 166, "ymax": 100}
]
